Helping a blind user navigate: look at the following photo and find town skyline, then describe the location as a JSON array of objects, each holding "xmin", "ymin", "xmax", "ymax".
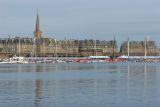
[{"xmin": 0, "ymin": 0, "xmax": 160, "ymax": 43}]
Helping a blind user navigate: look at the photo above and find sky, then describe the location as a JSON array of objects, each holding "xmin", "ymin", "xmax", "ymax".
[{"xmin": 0, "ymin": 0, "xmax": 160, "ymax": 44}]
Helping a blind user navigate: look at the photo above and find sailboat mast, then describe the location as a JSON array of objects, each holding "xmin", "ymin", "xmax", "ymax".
[
  {"xmin": 34, "ymin": 37, "xmax": 36, "ymax": 57},
  {"xmin": 55, "ymin": 39, "xmax": 57, "ymax": 61},
  {"xmin": 43, "ymin": 40, "xmax": 45, "ymax": 57},
  {"xmin": 112, "ymin": 36, "xmax": 115, "ymax": 59},
  {"xmin": 65, "ymin": 37, "xmax": 68, "ymax": 57},
  {"xmin": 144, "ymin": 37, "xmax": 147, "ymax": 59},
  {"xmin": 19, "ymin": 37, "xmax": 20, "ymax": 57},
  {"xmin": 94, "ymin": 36, "xmax": 97, "ymax": 56},
  {"xmin": 127, "ymin": 38, "xmax": 130, "ymax": 59}
]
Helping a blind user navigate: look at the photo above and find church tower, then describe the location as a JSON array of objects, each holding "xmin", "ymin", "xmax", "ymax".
[{"xmin": 34, "ymin": 11, "xmax": 42, "ymax": 38}]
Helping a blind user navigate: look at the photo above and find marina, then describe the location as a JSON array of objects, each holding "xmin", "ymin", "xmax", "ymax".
[
  {"xmin": 1, "ymin": 55, "xmax": 160, "ymax": 64},
  {"xmin": 0, "ymin": 0, "xmax": 160, "ymax": 107}
]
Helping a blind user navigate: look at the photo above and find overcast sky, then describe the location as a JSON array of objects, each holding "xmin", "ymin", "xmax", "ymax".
[{"xmin": 0, "ymin": 0, "xmax": 160, "ymax": 43}]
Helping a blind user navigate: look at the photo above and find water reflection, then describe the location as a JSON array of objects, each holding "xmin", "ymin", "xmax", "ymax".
[
  {"xmin": 144, "ymin": 64, "xmax": 147, "ymax": 87},
  {"xmin": 0, "ymin": 63, "xmax": 160, "ymax": 107},
  {"xmin": 34, "ymin": 65, "xmax": 43, "ymax": 107},
  {"xmin": 36, "ymin": 64, "xmax": 45, "ymax": 72},
  {"xmin": 18, "ymin": 64, "xmax": 22, "ymax": 72},
  {"xmin": 35, "ymin": 80, "xmax": 41, "ymax": 107}
]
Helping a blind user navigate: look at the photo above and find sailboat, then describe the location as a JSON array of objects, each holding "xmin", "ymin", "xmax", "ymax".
[
  {"xmin": 144, "ymin": 36, "xmax": 148, "ymax": 61},
  {"xmin": 109, "ymin": 36, "xmax": 127, "ymax": 62},
  {"xmin": 127, "ymin": 38, "xmax": 130, "ymax": 59},
  {"xmin": 4, "ymin": 37, "xmax": 29, "ymax": 64},
  {"xmin": 109, "ymin": 36, "xmax": 116, "ymax": 62},
  {"xmin": 118, "ymin": 38, "xmax": 129, "ymax": 60}
]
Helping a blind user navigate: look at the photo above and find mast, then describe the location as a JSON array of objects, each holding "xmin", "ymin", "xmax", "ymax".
[
  {"xmin": 19, "ymin": 37, "xmax": 20, "ymax": 57},
  {"xmin": 112, "ymin": 36, "xmax": 115, "ymax": 59},
  {"xmin": 9, "ymin": 36, "xmax": 11, "ymax": 54},
  {"xmin": 55, "ymin": 39, "xmax": 57, "ymax": 61},
  {"xmin": 144, "ymin": 37, "xmax": 147, "ymax": 60},
  {"xmin": 127, "ymin": 38, "xmax": 130, "ymax": 59},
  {"xmin": 94, "ymin": 36, "xmax": 97, "ymax": 56},
  {"xmin": 43, "ymin": 40, "xmax": 45, "ymax": 57},
  {"xmin": 32, "ymin": 37, "xmax": 36, "ymax": 57},
  {"xmin": 65, "ymin": 37, "xmax": 68, "ymax": 58},
  {"xmin": 76, "ymin": 39, "xmax": 79, "ymax": 60}
]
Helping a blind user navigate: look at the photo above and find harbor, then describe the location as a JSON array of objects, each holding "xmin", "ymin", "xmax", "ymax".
[
  {"xmin": 1, "ymin": 55, "xmax": 160, "ymax": 64},
  {"xmin": 0, "ymin": 11, "xmax": 159, "ymax": 62},
  {"xmin": 1, "ymin": 0, "xmax": 160, "ymax": 106}
]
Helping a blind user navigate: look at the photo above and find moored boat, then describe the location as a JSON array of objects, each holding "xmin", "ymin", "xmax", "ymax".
[{"xmin": 9, "ymin": 57, "xmax": 29, "ymax": 64}]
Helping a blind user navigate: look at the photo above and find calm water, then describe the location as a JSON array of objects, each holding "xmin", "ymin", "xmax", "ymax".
[{"xmin": 0, "ymin": 63, "xmax": 160, "ymax": 107}]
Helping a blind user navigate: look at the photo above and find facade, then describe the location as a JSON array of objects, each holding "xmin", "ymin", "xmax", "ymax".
[
  {"xmin": 0, "ymin": 37, "xmax": 33, "ymax": 58},
  {"xmin": 0, "ymin": 37, "xmax": 118, "ymax": 58},
  {"xmin": 120, "ymin": 41, "xmax": 158, "ymax": 56},
  {"xmin": 31, "ymin": 12, "xmax": 79, "ymax": 57},
  {"xmin": 0, "ymin": 12, "xmax": 118, "ymax": 58},
  {"xmin": 78, "ymin": 39, "xmax": 118, "ymax": 56}
]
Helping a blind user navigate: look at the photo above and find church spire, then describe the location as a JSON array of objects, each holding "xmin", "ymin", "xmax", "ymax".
[
  {"xmin": 36, "ymin": 11, "xmax": 40, "ymax": 32},
  {"xmin": 34, "ymin": 10, "xmax": 42, "ymax": 38}
]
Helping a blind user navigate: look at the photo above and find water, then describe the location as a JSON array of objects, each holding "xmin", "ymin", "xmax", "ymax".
[{"xmin": 0, "ymin": 63, "xmax": 160, "ymax": 107}]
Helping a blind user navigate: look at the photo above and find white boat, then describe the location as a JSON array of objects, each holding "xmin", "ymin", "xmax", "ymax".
[
  {"xmin": 9, "ymin": 57, "xmax": 29, "ymax": 64},
  {"xmin": 0, "ymin": 57, "xmax": 29, "ymax": 64},
  {"xmin": 0, "ymin": 59, "xmax": 10, "ymax": 64}
]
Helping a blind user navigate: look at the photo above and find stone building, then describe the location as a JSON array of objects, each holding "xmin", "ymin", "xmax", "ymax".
[
  {"xmin": 78, "ymin": 39, "xmax": 118, "ymax": 56},
  {"xmin": 0, "ymin": 12, "xmax": 118, "ymax": 58},
  {"xmin": 31, "ymin": 12, "xmax": 118, "ymax": 57},
  {"xmin": 0, "ymin": 37, "xmax": 33, "ymax": 58},
  {"xmin": 120, "ymin": 40, "xmax": 158, "ymax": 56},
  {"xmin": 32, "ymin": 12, "xmax": 79, "ymax": 57}
]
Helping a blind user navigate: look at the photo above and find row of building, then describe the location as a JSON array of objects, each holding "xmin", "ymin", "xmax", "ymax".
[
  {"xmin": 0, "ymin": 12, "xmax": 159, "ymax": 58},
  {"xmin": 0, "ymin": 37, "xmax": 117, "ymax": 57},
  {"xmin": 0, "ymin": 37, "xmax": 159, "ymax": 58}
]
